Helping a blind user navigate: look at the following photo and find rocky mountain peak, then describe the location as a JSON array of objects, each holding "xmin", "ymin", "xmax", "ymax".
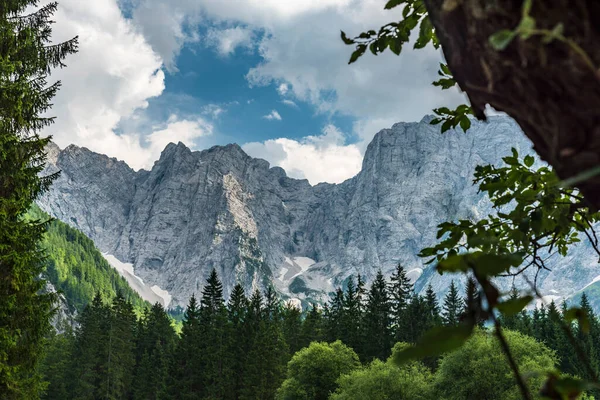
[{"xmin": 39, "ymin": 117, "xmax": 600, "ymax": 308}]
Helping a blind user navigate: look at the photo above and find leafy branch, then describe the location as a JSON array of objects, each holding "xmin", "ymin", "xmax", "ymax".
[{"xmin": 489, "ymin": 0, "xmax": 598, "ymax": 77}]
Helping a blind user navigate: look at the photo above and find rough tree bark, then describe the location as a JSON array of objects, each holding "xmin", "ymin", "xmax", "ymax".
[{"xmin": 424, "ymin": 0, "xmax": 600, "ymax": 208}]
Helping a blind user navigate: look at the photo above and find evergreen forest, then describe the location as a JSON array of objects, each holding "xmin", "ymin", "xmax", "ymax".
[{"xmin": 40, "ymin": 266, "xmax": 600, "ymax": 399}]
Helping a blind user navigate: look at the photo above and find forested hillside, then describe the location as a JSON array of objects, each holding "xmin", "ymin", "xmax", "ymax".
[
  {"xmin": 40, "ymin": 267, "xmax": 600, "ymax": 399},
  {"xmin": 29, "ymin": 206, "xmax": 148, "ymax": 314}
]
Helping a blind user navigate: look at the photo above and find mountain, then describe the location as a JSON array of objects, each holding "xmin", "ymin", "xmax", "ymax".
[{"xmin": 38, "ymin": 116, "xmax": 600, "ymax": 308}]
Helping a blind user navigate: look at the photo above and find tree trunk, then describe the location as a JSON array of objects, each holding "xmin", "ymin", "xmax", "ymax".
[{"xmin": 424, "ymin": 0, "xmax": 600, "ymax": 208}]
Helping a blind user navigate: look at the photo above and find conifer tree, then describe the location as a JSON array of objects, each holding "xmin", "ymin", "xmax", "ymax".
[
  {"xmin": 389, "ymin": 264, "xmax": 413, "ymax": 342},
  {"xmin": 282, "ymin": 302, "xmax": 303, "ymax": 355},
  {"xmin": 104, "ymin": 292, "xmax": 136, "ymax": 399},
  {"xmin": 39, "ymin": 330, "xmax": 74, "ymax": 400},
  {"xmin": 300, "ymin": 303, "xmax": 323, "ymax": 348},
  {"xmin": 442, "ymin": 281, "xmax": 461, "ymax": 326},
  {"xmin": 403, "ymin": 294, "xmax": 430, "ymax": 344},
  {"xmin": 133, "ymin": 303, "xmax": 176, "ymax": 400},
  {"xmin": 171, "ymin": 294, "xmax": 202, "ymax": 398},
  {"xmin": 72, "ymin": 292, "xmax": 111, "ymax": 399},
  {"xmin": 576, "ymin": 294, "xmax": 600, "ymax": 383},
  {"xmin": 462, "ymin": 277, "xmax": 485, "ymax": 327},
  {"xmin": 324, "ymin": 288, "xmax": 344, "ymax": 342},
  {"xmin": 199, "ymin": 269, "xmax": 230, "ymax": 399},
  {"xmin": 227, "ymin": 284, "xmax": 248, "ymax": 400},
  {"xmin": 240, "ymin": 289, "xmax": 287, "ymax": 400},
  {"xmin": 500, "ymin": 287, "xmax": 522, "ymax": 330},
  {"xmin": 341, "ymin": 276, "xmax": 364, "ymax": 354},
  {"xmin": 0, "ymin": 2, "xmax": 77, "ymax": 396},
  {"xmin": 363, "ymin": 270, "xmax": 392, "ymax": 361},
  {"xmin": 424, "ymin": 284, "xmax": 442, "ymax": 328}
]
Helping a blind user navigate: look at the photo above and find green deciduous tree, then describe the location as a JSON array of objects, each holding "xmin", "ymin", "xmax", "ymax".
[
  {"xmin": 0, "ymin": 1, "xmax": 77, "ymax": 397},
  {"xmin": 331, "ymin": 344, "xmax": 434, "ymax": 400},
  {"xmin": 275, "ymin": 341, "xmax": 360, "ymax": 400},
  {"xmin": 434, "ymin": 329, "xmax": 556, "ymax": 400}
]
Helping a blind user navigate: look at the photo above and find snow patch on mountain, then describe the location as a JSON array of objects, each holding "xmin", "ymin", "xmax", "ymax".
[{"xmin": 102, "ymin": 254, "xmax": 172, "ymax": 307}]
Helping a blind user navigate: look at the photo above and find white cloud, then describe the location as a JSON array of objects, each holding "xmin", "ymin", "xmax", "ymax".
[
  {"xmin": 263, "ymin": 110, "xmax": 282, "ymax": 121},
  {"xmin": 125, "ymin": 0, "xmax": 465, "ymax": 148},
  {"xmin": 282, "ymin": 99, "xmax": 298, "ymax": 108},
  {"xmin": 128, "ymin": 0, "xmax": 203, "ymax": 72},
  {"xmin": 202, "ymin": 104, "xmax": 226, "ymax": 119},
  {"xmin": 243, "ymin": 125, "xmax": 362, "ymax": 184},
  {"xmin": 205, "ymin": 26, "xmax": 255, "ymax": 56},
  {"xmin": 75, "ymin": 115, "xmax": 213, "ymax": 171},
  {"xmin": 43, "ymin": 0, "xmax": 170, "ymax": 167},
  {"xmin": 277, "ymin": 83, "xmax": 289, "ymax": 96}
]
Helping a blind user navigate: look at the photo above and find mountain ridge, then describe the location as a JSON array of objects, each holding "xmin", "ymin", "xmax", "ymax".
[{"xmin": 39, "ymin": 116, "xmax": 600, "ymax": 308}]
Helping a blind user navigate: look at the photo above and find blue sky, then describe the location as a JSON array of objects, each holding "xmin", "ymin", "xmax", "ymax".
[{"xmin": 45, "ymin": 0, "xmax": 464, "ymax": 184}]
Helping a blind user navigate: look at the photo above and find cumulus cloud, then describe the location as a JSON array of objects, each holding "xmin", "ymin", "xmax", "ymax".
[
  {"xmin": 263, "ymin": 110, "xmax": 282, "ymax": 121},
  {"xmin": 43, "ymin": 0, "xmax": 171, "ymax": 166},
  {"xmin": 243, "ymin": 125, "xmax": 362, "ymax": 184},
  {"xmin": 122, "ymin": 0, "xmax": 465, "ymax": 177},
  {"xmin": 205, "ymin": 26, "xmax": 255, "ymax": 56},
  {"xmin": 79, "ymin": 115, "xmax": 213, "ymax": 171}
]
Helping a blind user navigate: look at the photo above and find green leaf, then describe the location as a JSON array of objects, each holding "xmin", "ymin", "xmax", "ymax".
[
  {"xmin": 340, "ymin": 31, "xmax": 354, "ymax": 45},
  {"xmin": 517, "ymin": 16, "xmax": 536, "ymax": 39},
  {"xmin": 472, "ymin": 253, "xmax": 523, "ymax": 277},
  {"xmin": 441, "ymin": 119, "xmax": 453, "ymax": 133},
  {"xmin": 489, "ymin": 30, "xmax": 516, "ymax": 51},
  {"xmin": 348, "ymin": 45, "xmax": 366, "ymax": 64},
  {"xmin": 524, "ymin": 155, "xmax": 534, "ymax": 167},
  {"xmin": 414, "ymin": 17, "xmax": 434, "ymax": 49},
  {"xmin": 496, "ymin": 295, "xmax": 533, "ymax": 316},
  {"xmin": 540, "ymin": 374, "xmax": 600, "ymax": 400},
  {"xmin": 459, "ymin": 116, "xmax": 471, "ymax": 132},
  {"xmin": 393, "ymin": 323, "xmax": 474, "ymax": 365},
  {"xmin": 384, "ymin": 0, "xmax": 404, "ymax": 10},
  {"xmin": 437, "ymin": 254, "xmax": 469, "ymax": 274}
]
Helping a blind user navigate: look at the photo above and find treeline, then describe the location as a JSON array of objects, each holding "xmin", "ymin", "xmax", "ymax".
[
  {"xmin": 29, "ymin": 205, "xmax": 148, "ymax": 313},
  {"xmin": 40, "ymin": 265, "xmax": 598, "ymax": 399},
  {"xmin": 39, "ymin": 265, "xmax": 475, "ymax": 399}
]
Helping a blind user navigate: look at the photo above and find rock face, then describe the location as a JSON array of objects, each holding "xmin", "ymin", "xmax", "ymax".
[{"xmin": 39, "ymin": 116, "xmax": 600, "ymax": 307}]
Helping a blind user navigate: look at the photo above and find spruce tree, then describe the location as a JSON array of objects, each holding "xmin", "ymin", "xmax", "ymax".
[
  {"xmin": 341, "ymin": 276, "xmax": 364, "ymax": 354},
  {"xmin": 281, "ymin": 301, "xmax": 303, "ymax": 355},
  {"xmin": 0, "ymin": 2, "xmax": 77, "ymax": 397},
  {"xmin": 72, "ymin": 292, "xmax": 111, "ymax": 399},
  {"xmin": 300, "ymin": 303, "xmax": 323, "ymax": 348},
  {"xmin": 171, "ymin": 294, "xmax": 202, "ymax": 399},
  {"xmin": 403, "ymin": 294, "xmax": 430, "ymax": 343},
  {"xmin": 389, "ymin": 264, "xmax": 413, "ymax": 342},
  {"xmin": 324, "ymin": 288, "xmax": 344, "ymax": 342},
  {"xmin": 133, "ymin": 303, "xmax": 176, "ymax": 400},
  {"xmin": 463, "ymin": 277, "xmax": 485, "ymax": 327},
  {"xmin": 227, "ymin": 284, "xmax": 248, "ymax": 400},
  {"xmin": 199, "ymin": 269, "xmax": 230, "ymax": 399},
  {"xmin": 104, "ymin": 293, "xmax": 136, "ymax": 399},
  {"xmin": 240, "ymin": 289, "xmax": 287, "ymax": 400},
  {"xmin": 363, "ymin": 270, "xmax": 392, "ymax": 361},
  {"xmin": 576, "ymin": 294, "xmax": 600, "ymax": 383},
  {"xmin": 424, "ymin": 284, "xmax": 442, "ymax": 328},
  {"xmin": 442, "ymin": 281, "xmax": 462, "ymax": 326}
]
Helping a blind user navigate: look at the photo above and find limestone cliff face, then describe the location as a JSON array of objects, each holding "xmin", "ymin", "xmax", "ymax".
[{"xmin": 39, "ymin": 116, "xmax": 600, "ymax": 307}]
